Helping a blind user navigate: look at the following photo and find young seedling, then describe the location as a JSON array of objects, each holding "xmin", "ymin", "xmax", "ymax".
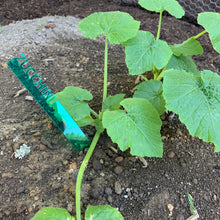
[
  {"xmin": 0, "ymin": 24, "xmax": 7, "ymax": 33},
  {"xmin": 187, "ymin": 193, "xmax": 199, "ymax": 220},
  {"xmin": 36, "ymin": 20, "xmax": 46, "ymax": 30},
  {"xmin": 32, "ymin": 11, "xmax": 144, "ymax": 220}
]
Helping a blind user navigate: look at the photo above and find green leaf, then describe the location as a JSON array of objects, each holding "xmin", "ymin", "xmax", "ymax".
[
  {"xmin": 133, "ymin": 80, "xmax": 165, "ymax": 115},
  {"xmin": 198, "ymin": 12, "xmax": 220, "ymax": 52},
  {"xmin": 166, "ymin": 55, "xmax": 199, "ymax": 74},
  {"xmin": 139, "ymin": 0, "xmax": 185, "ymax": 19},
  {"xmin": 187, "ymin": 193, "xmax": 195, "ymax": 215},
  {"xmin": 123, "ymin": 31, "xmax": 172, "ymax": 75},
  {"xmin": 85, "ymin": 205, "xmax": 124, "ymax": 220},
  {"xmin": 78, "ymin": 11, "xmax": 140, "ymax": 44},
  {"xmin": 31, "ymin": 207, "xmax": 75, "ymax": 220},
  {"xmin": 163, "ymin": 69, "xmax": 220, "ymax": 150},
  {"xmin": 170, "ymin": 37, "xmax": 203, "ymax": 56},
  {"xmin": 102, "ymin": 94, "xmax": 125, "ymax": 111},
  {"xmin": 49, "ymin": 86, "xmax": 94, "ymax": 127},
  {"xmin": 103, "ymin": 98, "xmax": 163, "ymax": 157}
]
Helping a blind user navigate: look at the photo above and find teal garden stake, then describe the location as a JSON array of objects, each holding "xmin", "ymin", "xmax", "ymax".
[{"xmin": 7, "ymin": 54, "xmax": 90, "ymax": 151}]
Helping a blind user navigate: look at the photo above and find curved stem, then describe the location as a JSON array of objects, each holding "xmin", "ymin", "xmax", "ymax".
[
  {"xmin": 156, "ymin": 67, "xmax": 166, "ymax": 81},
  {"xmin": 103, "ymin": 36, "xmax": 108, "ymax": 103},
  {"xmin": 193, "ymin": 30, "xmax": 207, "ymax": 40},
  {"xmin": 90, "ymin": 109, "xmax": 99, "ymax": 118},
  {"xmin": 156, "ymin": 10, "xmax": 163, "ymax": 40},
  {"xmin": 75, "ymin": 131, "xmax": 101, "ymax": 220}
]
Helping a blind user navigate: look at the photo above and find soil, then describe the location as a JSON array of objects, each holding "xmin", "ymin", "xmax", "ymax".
[{"xmin": 0, "ymin": 0, "xmax": 220, "ymax": 220}]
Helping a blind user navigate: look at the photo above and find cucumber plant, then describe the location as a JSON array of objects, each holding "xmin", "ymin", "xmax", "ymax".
[
  {"xmin": 124, "ymin": 0, "xmax": 220, "ymax": 153},
  {"xmin": 32, "ymin": 11, "xmax": 142, "ymax": 220},
  {"xmin": 31, "ymin": 0, "xmax": 220, "ymax": 219}
]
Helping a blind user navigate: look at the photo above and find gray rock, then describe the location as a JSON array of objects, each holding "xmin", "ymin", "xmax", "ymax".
[
  {"xmin": 105, "ymin": 187, "xmax": 113, "ymax": 195},
  {"xmin": 17, "ymin": 187, "xmax": 25, "ymax": 194},
  {"xmin": 92, "ymin": 159, "xmax": 102, "ymax": 171},
  {"xmin": 114, "ymin": 166, "xmax": 123, "ymax": 174},
  {"xmin": 107, "ymin": 195, "xmax": 113, "ymax": 203},
  {"xmin": 114, "ymin": 181, "xmax": 122, "ymax": 195}
]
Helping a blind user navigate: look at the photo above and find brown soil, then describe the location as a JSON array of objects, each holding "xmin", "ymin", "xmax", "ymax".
[{"xmin": 0, "ymin": 0, "xmax": 220, "ymax": 220}]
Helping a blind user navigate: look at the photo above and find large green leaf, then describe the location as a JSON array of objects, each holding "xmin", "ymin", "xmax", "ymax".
[
  {"xmin": 78, "ymin": 11, "xmax": 140, "ymax": 44},
  {"xmin": 31, "ymin": 207, "xmax": 75, "ymax": 220},
  {"xmin": 139, "ymin": 0, "xmax": 185, "ymax": 18},
  {"xmin": 170, "ymin": 37, "xmax": 203, "ymax": 56},
  {"xmin": 85, "ymin": 205, "xmax": 124, "ymax": 220},
  {"xmin": 103, "ymin": 98, "xmax": 163, "ymax": 157},
  {"xmin": 102, "ymin": 94, "xmax": 125, "ymax": 111},
  {"xmin": 163, "ymin": 69, "xmax": 220, "ymax": 152},
  {"xmin": 49, "ymin": 86, "xmax": 94, "ymax": 127},
  {"xmin": 123, "ymin": 31, "xmax": 172, "ymax": 75},
  {"xmin": 198, "ymin": 12, "xmax": 220, "ymax": 53},
  {"xmin": 166, "ymin": 55, "xmax": 199, "ymax": 74},
  {"xmin": 133, "ymin": 80, "xmax": 165, "ymax": 115}
]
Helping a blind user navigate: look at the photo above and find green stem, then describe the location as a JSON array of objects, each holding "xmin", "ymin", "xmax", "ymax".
[
  {"xmin": 193, "ymin": 30, "xmax": 207, "ymax": 40},
  {"xmin": 156, "ymin": 10, "xmax": 163, "ymax": 40},
  {"xmin": 153, "ymin": 66, "xmax": 159, "ymax": 79},
  {"xmin": 142, "ymin": 75, "xmax": 149, "ymax": 81},
  {"xmin": 156, "ymin": 67, "xmax": 166, "ymax": 81},
  {"xmin": 103, "ymin": 36, "xmax": 108, "ymax": 103},
  {"xmin": 75, "ymin": 131, "xmax": 101, "ymax": 220},
  {"xmin": 90, "ymin": 109, "xmax": 99, "ymax": 118}
]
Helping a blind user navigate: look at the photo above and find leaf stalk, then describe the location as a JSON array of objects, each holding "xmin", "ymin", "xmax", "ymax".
[
  {"xmin": 103, "ymin": 36, "xmax": 108, "ymax": 103},
  {"xmin": 193, "ymin": 30, "xmax": 207, "ymax": 40},
  {"xmin": 156, "ymin": 10, "xmax": 164, "ymax": 40},
  {"xmin": 156, "ymin": 67, "xmax": 166, "ymax": 81}
]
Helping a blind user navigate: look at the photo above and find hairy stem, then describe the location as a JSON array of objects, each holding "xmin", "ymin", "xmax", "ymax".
[
  {"xmin": 76, "ymin": 131, "xmax": 101, "ymax": 220},
  {"xmin": 156, "ymin": 10, "xmax": 164, "ymax": 40},
  {"xmin": 193, "ymin": 30, "xmax": 207, "ymax": 40},
  {"xmin": 103, "ymin": 36, "xmax": 108, "ymax": 103}
]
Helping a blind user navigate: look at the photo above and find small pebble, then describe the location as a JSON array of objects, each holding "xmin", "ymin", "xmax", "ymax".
[
  {"xmin": 25, "ymin": 95, "xmax": 34, "ymax": 101},
  {"xmin": 105, "ymin": 187, "xmax": 112, "ymax": 195},
  {"xmin": 107, "ymin": 195, "xmax": 113, "ymax": 203},
  {"xmin": 67, "ymin": 204, "xmax": 73, "ymax": 212},
  {"xmin": 33, "ymin": 131, "xmax": 41, "ymax": 137},
  {"xmin": 167, "ymin": 150, "xmax": 175, "ymax": 158},
  {"xmin": 193, "ymin": 178, "xmax": 198, "ymax": 185},
  {"xmin": 17, "ymin": 187, "xmax": 25, "ymax": 194},
  {"xmin": 115, "ymin": 156, "xmax": 124, "ymax": 163},
  {"xmin": 92, "ymin": 159, "xmax": 102, "ymax": 171},
  {"xmin": 114, "ymin": 166, "xmax": 123, "ymax": 174},
  {"xmin": 167, "ymin": 203, "xmax": 174, "ymax": 212},
  {"xmin": 62, "ymin": 160, "xmax": 69, "ymax": 166},
  {"xmin": 34, "ymin": 196, "xmax": 39, "ymax": 201},
  {"xmin": 114, "ymin": 181, "xmax": 122, "ymax": 195},
  {"xmin": 2, "ymin": 172, "xmax": 13, "ymax": 178}
]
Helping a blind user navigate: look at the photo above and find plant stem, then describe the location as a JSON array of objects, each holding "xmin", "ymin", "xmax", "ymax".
[
  {"xmin": 156, "ymin": 10, "xmax": 164, "ymax": 40},
  {"xmin": 75, "ymin": 131, "xmax": 101, "ymax": 220},
  {"xmin": 142, "ymin": 75, "xmax": 149, "ymax": 81},
  {"xmin": 156, "ymin": 67, "xmax": 166, "ymax": 81},
  {"xmin": 103, "ymin": 36, "xmax": 108, "ymax": 103},
  {"xmin": 193, "ymin": 30, "xmax": 207, "ymax": 40},
  {"xmin": 90, "ymin": 109, "xmax": 99, "ymax": 118}
]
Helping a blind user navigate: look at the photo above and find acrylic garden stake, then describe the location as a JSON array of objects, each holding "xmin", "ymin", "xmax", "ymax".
[{"xmin": 7, "ymin": 54, "xmax": 90, "ymax": 152}]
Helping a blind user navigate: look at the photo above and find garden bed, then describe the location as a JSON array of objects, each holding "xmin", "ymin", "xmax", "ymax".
[{"xmin": 0, "ymin": 0, "xmax": 219, "ymax": 219}]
